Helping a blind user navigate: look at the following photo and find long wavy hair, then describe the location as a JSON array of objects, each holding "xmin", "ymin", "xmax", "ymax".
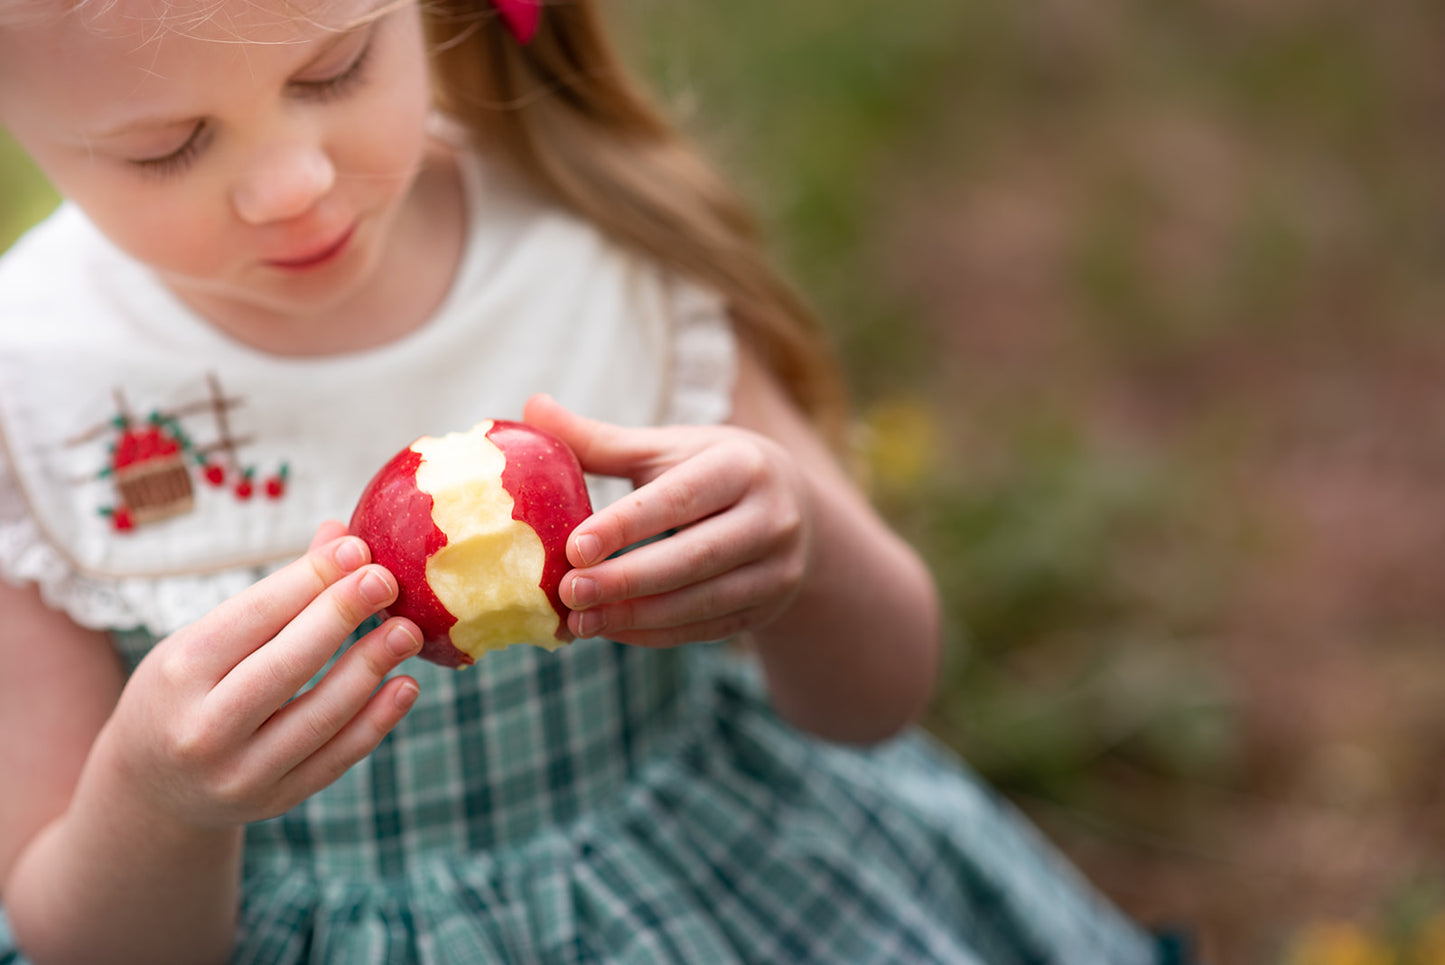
[{"xmin": 423, "ymin": 1, "xmax": 850, "ymax": 449}]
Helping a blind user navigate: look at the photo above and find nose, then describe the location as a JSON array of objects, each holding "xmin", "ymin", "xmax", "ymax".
[{"xmin": 231, "ymin": 137, "xmax": 336, "ymax": 225}]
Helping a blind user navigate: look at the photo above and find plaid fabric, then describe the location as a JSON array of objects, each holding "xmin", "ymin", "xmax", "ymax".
[{"xmin": 1, "ymin": 636, "xmax": 1162, "ymax": 964}]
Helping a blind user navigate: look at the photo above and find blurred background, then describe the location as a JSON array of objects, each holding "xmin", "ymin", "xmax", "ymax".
[{"xmin": 5, "ymin": 1, "xmax": 1444, "ymax": 961}]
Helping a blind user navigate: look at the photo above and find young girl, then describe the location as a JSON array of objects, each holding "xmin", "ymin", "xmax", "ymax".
[{"xmin": 0, "ymin": 1, "xmax": 1169, "ymax": 961}]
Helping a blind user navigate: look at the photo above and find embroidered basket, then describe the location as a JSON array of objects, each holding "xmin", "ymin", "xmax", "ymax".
[{"xmin": 115, "ymin": 455, "xmax": 195, "ymax": 523}]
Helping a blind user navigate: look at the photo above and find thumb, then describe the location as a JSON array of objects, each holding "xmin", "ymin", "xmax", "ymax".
[
  {"xmin": 310, "ymin": 519, "xmax": 352, "ymax": 551},
  {"xmin": 522, "ymin": 394, "xmax": 673, "ymax": 484}
]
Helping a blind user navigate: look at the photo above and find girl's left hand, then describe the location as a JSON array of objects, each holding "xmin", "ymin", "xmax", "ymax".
[{"xmin": 523, "ymin": 394, "xmax": 812, "ymax": 647}]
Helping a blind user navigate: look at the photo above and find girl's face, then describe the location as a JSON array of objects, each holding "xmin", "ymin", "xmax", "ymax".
[{"xmin": 0, "ymin": 0, "xmax": 438, "ymax": 335}]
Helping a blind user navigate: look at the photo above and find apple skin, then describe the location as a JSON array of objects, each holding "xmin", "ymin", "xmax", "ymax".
[{"xmin": 348, "ymin": 420, "xmax": 593, "ymax": 668}]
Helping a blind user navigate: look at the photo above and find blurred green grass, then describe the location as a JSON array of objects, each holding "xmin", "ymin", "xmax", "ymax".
[
  {"xmin": 0, "ymin": 131, "xmax": 56, "ymax": 250},
  {"xmin": 6, "ymin": 1, "xmax": 1444, "ymax": 961}
]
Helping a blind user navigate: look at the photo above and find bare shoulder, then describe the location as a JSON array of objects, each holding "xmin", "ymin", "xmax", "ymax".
[{"xmin": 0, "ymin": 580, "xmax": 124, "ymax": 883}]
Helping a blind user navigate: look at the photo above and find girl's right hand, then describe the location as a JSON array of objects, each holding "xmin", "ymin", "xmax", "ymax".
[{"xmin": 91, "ymin": 521, "xmax": 422, "ymax": 830}]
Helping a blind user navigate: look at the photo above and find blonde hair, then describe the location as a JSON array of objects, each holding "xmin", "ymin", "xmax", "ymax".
[{"xmin": 424, "ymin": 1, "xmax": 850, "ymax": 449}]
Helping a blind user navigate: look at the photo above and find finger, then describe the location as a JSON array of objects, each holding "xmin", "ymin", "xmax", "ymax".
[
  {"xmin": 250, "ymin": 618, "xmax": 421, "ymax": 775},
  {"xmin": 183, "ymin": 535, "xmax": 373, "ymax": 681},
  {"xmin": 275, "ymin": 675, "xmax": 420, "ymax": 808},
  {"xmin": 567, "ymin": 445, "xmax": 753, "ymax": 567},
  {"xmin": 569, "ymin": 561, "xmax": 791, "ymax": 640},
  {"xmin": 587, "ymin": 605, "xmax": 773, "ymax": 650},
  {"xmin": 524, "ymin": 394, "xmax": 680, "ymax": 483},
  {"xmin": 208, "ymin": 563, "xmax": 400, "ymax": 730},
  {"xmin": 563, "ymin": 509, "xmax": 776, "ymax": 608}
]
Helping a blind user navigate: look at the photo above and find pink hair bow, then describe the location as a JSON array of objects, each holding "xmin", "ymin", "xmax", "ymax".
[{"xmin": 490, "ymin": 0, "xmax": 540, "ymax": 44}]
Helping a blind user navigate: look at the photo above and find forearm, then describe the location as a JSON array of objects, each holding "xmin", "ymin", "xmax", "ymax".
[
  {"xmin": 0, "ymin": 529, "xmax": 417, "ymax": 964},
  {"xmin": 5, "ymin": 754, "xmax": 242, "ymax": 965},
  {"xmin": 752, "ymin": 476, "xmax": 942, "ymax": 745},
  {"xmin": 715, "ymin": 348, "xmax": 943, "ymax": 744}
]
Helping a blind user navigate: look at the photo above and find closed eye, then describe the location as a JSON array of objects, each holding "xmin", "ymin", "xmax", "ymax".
[
  {"xmin": 130, "ymin": 122, "xmax": 210, "ymax": 178},
  {"xmin": 290, "ymin": 38, "xmax": 373, "ymax": 102}
]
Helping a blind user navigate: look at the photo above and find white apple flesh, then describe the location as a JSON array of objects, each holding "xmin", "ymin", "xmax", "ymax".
[{"xmin": 349, "ymin": 420, "xmax": 593, "ymax": 668}]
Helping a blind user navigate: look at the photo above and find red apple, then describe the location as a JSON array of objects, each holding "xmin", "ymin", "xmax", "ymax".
[{"xmin": 348, "ymin": 420, "xmax": 593, "ymax": 668}]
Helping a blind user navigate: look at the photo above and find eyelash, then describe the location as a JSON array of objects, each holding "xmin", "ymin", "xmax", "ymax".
[
  {"xmin": 132, "ymin": 123, "xmax": 211, "ymax": 179},
  {"xmin": 130, "ymin": 39, "xmax": 374, "ymax": 179},
  {"xmin": 292, "ymin": 39, "xmax": 374, "ymax": 103}
]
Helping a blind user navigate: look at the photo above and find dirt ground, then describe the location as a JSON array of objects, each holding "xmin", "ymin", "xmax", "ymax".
[{"xmin": 877, "ymin": 87, "xmax": 1445, "ymax": 962}]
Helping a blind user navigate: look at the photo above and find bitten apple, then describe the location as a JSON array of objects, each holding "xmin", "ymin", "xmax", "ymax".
[{"xmin": 349, "ymin": 420, "xmax": 593, "ymax": 668}]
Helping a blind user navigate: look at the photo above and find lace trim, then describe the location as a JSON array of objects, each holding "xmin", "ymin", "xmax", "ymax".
[{"xmin": 662, "ymin": 279, "xmax": 737, "ymax": 427}]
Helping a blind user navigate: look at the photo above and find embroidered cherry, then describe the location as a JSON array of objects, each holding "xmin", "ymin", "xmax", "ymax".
[
  {"xmin": 101, "ymin": 505, "xmax": 135, "ymax": 532},
  {"xmin": 265, "ymin": 463, "xmax": 290, "ymax": 500},
  {"xmin": 201, "ymin": 461, "xmax": 227, "ymax": 487},
  {"xmin": 235, "ymin": 468, "xmax": 256, "ymax": 501}
]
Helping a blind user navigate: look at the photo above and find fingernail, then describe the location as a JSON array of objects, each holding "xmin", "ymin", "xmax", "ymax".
[
  {"xmin": 570, "ymin": 575, "xmax": 598, "ymax": 609},
  {"xmin": 386, "ymin": 623, "xmax": 421, "ymax": 659},
  {"xmin": 335, "ymin": 537, "xmax": 367, "ymax": 571},
  {"xmin": 360, "ymin": 569, "xmax": 394, "ymax": 606},
  {"xmin": 575, "ymin": 533, "xmax": 601, "ymax": 566},
  {"xmin": 394, "ymin": 682, "xmax": 419, "ymax": 711},
  {"xmin": 576, "ymin": 609, "xmax": 605, "ymax": 638}
]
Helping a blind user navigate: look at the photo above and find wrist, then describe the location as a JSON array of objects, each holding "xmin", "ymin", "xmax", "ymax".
[
  {"xmin": 749, "ymin": 513, "xmax": 942, "ymax": 745},
  {"xmin": 6, "ymin": 750, "xmax": 243, "ymax": 965},
  {"xmin": 78, "ymin": 722, "xmax": 244, "ymax": 853}
]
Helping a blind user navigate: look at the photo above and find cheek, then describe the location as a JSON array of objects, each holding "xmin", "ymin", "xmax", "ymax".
[
  {"xmin": 80, "ymin": 181, "xmax": 232, "ymax": 275},
  {"xmin": 354, "ymin": 128, "xmax": 427, "ymax": 195},
  {"xmin": 1, "ymin": 102, "xmax": 228, "ymax": 276},
  {"xmin": 342, "ymin": 70, "xmax": 434, "ymax": 188}
]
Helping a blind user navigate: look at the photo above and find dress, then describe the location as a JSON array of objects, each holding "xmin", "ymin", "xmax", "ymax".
[{"xmin": 0, "ymin": 147, "xmax": 1165, "ymax": 964}]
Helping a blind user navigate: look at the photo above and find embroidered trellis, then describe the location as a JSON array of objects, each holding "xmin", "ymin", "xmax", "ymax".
[{"xmin": 67, "ymin": 373, "xmax": 290, "ymax": 532}]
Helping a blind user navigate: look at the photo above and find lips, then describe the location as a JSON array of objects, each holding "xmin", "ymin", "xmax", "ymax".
[{"xmin": 266, "ymin": 224, "xmax": 356, "ymax": 271}]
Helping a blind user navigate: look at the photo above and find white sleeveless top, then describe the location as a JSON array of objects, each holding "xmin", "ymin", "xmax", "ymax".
[{"xmin": 0, "ymin": 150, "xmax": 736, "ymax": 635}]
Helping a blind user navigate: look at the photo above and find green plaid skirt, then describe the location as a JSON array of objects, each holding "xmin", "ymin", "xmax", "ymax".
[{"xmin": 1, "ymin": 635, "xmax": 1163, "ymax": 964}]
